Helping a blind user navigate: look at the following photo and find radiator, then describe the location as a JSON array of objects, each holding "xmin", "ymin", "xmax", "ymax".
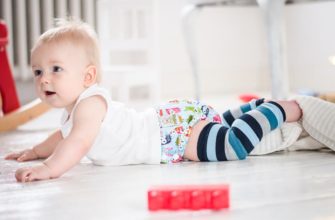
[{"xmin": 0, "ymin": 0, "xmax": 98, "ymax": 80}]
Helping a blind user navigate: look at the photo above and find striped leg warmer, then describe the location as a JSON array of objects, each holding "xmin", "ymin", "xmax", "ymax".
[
  {"xmin": 197, "ymin": 101, "xmax": 286, "ymax": 161},
  {"xmin": 222, "ymin": 98, "xmax": 265, "ymax": 127}
]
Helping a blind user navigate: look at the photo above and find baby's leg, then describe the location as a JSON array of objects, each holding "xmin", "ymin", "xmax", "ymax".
[
  {"xmin": 184, "ymin": 120, "xmax": 211, "ymax": 161},
  {"xmin": 184, "ymin": 100, "xmax": 301, "ymax": 161},
  {"xmin": 222, "ymin": 98, "xmax": 265, "ymax": 127}
]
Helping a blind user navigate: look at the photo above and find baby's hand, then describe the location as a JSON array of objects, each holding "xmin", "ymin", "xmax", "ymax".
[
  {"xmin": 5, "ymin": 149, "xmax": 39, "ymax": 162},
  {"xmin": 15, "ymin": 164, "xmax": 52, "ymax": 182}
]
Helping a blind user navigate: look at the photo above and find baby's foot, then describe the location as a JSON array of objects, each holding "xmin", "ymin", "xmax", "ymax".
[{"xmin": 276, "ymin": 100, "xmax": 302, "ymax": 122}]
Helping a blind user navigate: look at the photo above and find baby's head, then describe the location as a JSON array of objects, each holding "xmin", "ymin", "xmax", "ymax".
[
  {"xmin": 31, "ymin": 18, "xmax": 101, "ymax": 110},
  {"xmin": 32, "ymin": 18, "xmax": 101, "ymax": 82}
]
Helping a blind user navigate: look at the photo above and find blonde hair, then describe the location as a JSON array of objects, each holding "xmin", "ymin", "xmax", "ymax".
[{"xmin": 31, "ymin": 18, "xmax": 102, "ymax": 82}]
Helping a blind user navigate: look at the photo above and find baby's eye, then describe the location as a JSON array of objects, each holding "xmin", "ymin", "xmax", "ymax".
[
  {"xmin": 33, "ymin": 69, "xmax": 43, "ymax": 77},
  {"xmin": 52, "ymin": 66, "xmax": 63, "ymax": 72}
]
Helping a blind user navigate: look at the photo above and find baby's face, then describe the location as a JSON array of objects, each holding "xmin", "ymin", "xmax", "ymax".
[{"xmin": 31, "ymin": 41, "xmax": 90, "ymax": 112}]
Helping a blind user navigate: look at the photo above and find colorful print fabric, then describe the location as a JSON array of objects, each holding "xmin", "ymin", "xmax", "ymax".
[{"xmin": 156, "ymin": 100, "xmax": 222, "ymax": 163}]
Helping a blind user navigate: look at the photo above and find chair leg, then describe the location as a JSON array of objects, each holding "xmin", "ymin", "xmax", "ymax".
[{"xmin": 257, "ymin": 0, "xmax": 290, "ymax": 99}]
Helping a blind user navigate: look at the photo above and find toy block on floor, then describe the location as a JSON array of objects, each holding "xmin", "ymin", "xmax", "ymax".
[{"xmin": 148, "ymin": 184, "xmax": 229, "ymax": 211}]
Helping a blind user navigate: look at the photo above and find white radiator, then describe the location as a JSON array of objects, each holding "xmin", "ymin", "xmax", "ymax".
[{"xmin": 0, "ymin": 0, "xmax": 97, "ymax": 80}]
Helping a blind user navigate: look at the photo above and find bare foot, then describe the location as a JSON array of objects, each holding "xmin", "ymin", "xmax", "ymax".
[{"xmin": 275, "ymin": 100, "xmax": 302, "ymax": 122}]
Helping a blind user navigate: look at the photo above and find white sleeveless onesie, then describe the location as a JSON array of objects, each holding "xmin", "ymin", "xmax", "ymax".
[{"xmin": 60, "ymin": 84, "xmax": 161, "ymax": 166}]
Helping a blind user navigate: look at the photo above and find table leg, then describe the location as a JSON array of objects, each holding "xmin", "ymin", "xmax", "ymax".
[{"xmin": 257, "ymin": 0, "xmax": 290, "ymax": 99}]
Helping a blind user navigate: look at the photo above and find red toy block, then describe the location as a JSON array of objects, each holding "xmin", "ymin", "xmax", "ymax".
[{"xmin": 148, "ymin": 184, "xmax": 229, "ymax": 211}]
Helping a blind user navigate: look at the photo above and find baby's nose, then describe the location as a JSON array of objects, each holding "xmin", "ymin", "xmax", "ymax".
[{"xmin": 40, "ymin": 73, "xmax": 51, "ymax": 84}]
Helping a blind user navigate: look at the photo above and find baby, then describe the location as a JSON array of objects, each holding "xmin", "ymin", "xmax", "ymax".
[{"xmin": 5, "ymin": 19, "xmax": 302, "ymax": 182}]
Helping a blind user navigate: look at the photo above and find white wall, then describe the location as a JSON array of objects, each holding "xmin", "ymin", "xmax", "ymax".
[
  {"xmin": 158, "ymin": 0, "xmax": 335, "ymax": 99},
  {"xmin": 286, "ymin": 1, "xmax": 335, "ymax": 94},
  {"xmin": 15, "ymin": 1, "xmax": 335, "ymax": 104}
]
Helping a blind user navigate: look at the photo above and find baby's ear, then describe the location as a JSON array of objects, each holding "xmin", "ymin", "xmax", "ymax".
[{"xmin": 84, "ymin": 65, "xmax": 97, "ymax": 87}]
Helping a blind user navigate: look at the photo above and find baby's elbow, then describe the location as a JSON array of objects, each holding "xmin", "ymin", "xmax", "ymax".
[
  {"xmin": 69, "ymin": 136, "xmax": 93, "ymax": 156},
  {"xmin": 79, "ymin": 140, "xmax": 93, "ymax": 155}
]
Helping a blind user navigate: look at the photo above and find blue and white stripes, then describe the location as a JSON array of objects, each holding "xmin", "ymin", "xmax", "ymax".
[
  {"xmin": 222, "ymin": 98, "xmax": 265, "ymax": 127},
  {"xmin": 197, "ymin": 100, "xmax": 286, "ymax": 161}
]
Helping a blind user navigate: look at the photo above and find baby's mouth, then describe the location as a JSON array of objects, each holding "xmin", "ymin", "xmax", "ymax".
[{"xmin": 45, "ymin": 91, "xmax": 56, "ymax": 96}]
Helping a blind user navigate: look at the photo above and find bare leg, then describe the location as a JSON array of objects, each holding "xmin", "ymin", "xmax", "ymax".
[{"xmin": 184, "ymin": 119, "xmax": 209, "ymax": 161}]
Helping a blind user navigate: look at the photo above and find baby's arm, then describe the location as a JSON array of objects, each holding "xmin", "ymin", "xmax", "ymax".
[
  {"xmin": 15, "ymin": 96, "xmax": 107, "ymax": 182},
  {"xmin": 5, "ymin": 130, "xmax": 63, "ymax": 161}
]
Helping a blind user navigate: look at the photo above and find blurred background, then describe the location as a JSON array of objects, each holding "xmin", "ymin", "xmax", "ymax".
[{"xmin": 1, "ymin": 0, "xmax": 335, "ymax": 109}]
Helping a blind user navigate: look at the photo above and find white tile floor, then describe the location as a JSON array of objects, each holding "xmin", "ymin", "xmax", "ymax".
[{"xmin": 1, "ymin": 95, "xmax": 335, "ymax": 220}]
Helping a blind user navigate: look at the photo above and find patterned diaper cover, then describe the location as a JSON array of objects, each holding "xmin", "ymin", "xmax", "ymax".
[{"xmin": 156, "ymin": 100, "xmax": 222, "ymax": 163}]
